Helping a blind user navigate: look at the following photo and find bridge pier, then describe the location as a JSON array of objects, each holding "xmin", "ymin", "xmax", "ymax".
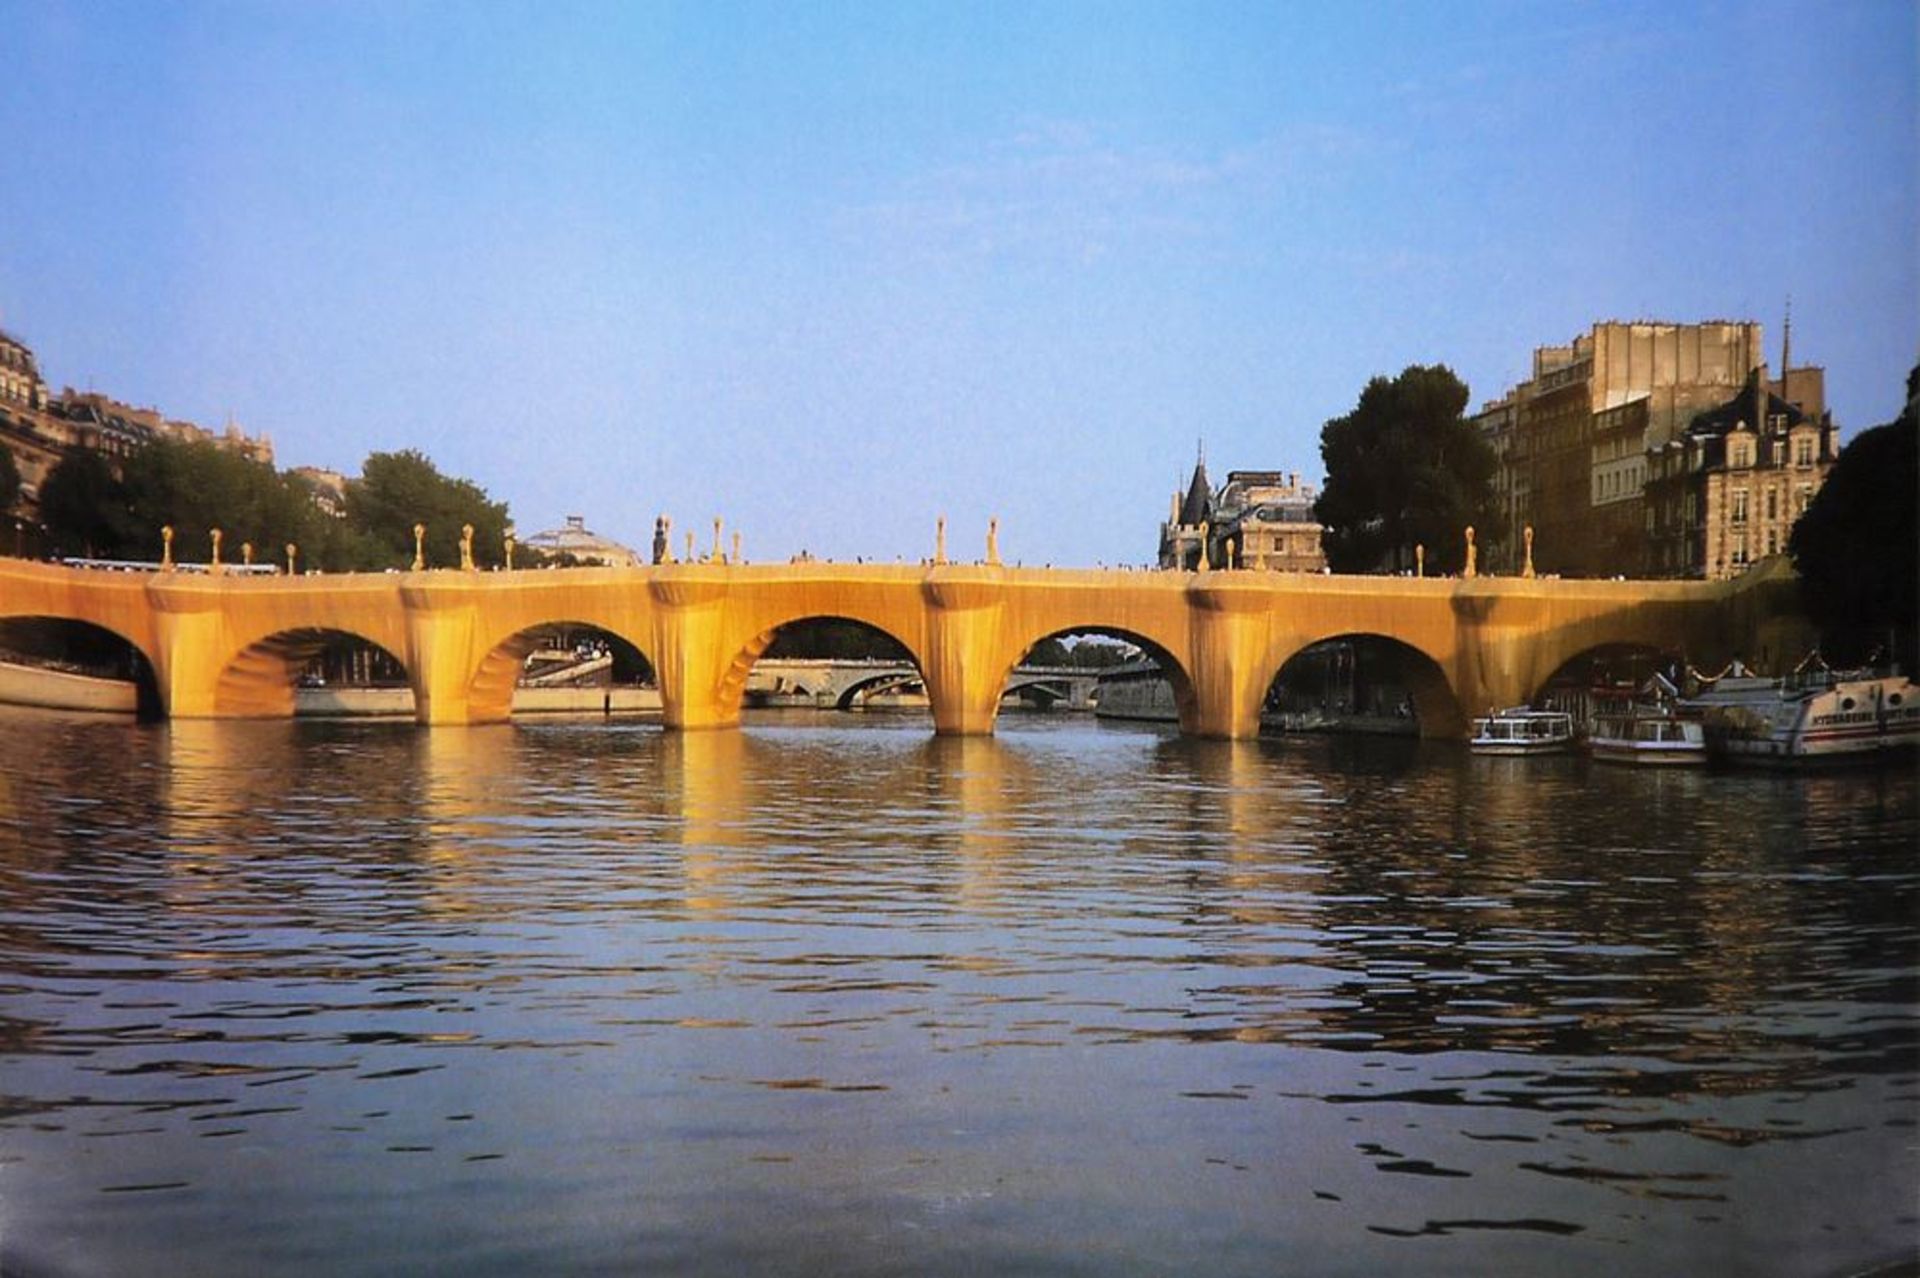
[
  {"xmin": 400, "ymin": 582, "xmax": 495, "ymax": 725},
  {"xmin": 649, "ymin": 569, "xmax": 742, "ymax": 731},
  {"xmin": 923, "ymin": 567, "xmax": 1010, "ymax": 737},
  {"xmin": 1184, "ymin": 576, "xmax": 1276, "ymax": 740},
  {"xmin": 149, "ymin": 597, "xmax": 229, "ymax": 719}
]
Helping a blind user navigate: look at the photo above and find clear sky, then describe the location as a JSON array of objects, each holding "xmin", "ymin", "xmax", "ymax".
[{"xmin": 2, "ymin": 0, "xmax": 1913, "ymax": 566}]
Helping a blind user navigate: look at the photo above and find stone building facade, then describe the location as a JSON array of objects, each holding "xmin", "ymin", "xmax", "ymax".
[
  {"xmin": 0, "ymin": 329, "xmax": 274, "ymax": 521},
  {"xmin": 522, "ymin": 514, "xmax": 641, "ymax": 567},
  {"xmin": 1157, "ymin": 459, "xmax": 1326, "ymax": 572},
  {"xmin": 0, "ymin": 330, "xmax": 47, "ymax": 413},
  {"xmin": 1211, "ymin": 471, "xmax": 1325, "ymax": 571},
  {"xmin": 1645, "ymin": 373, "xmax": 1838, "ymax": 580},
  {"xmin": 1471, "ymin": 319, "xmax": 1832, "ymax": 578}
]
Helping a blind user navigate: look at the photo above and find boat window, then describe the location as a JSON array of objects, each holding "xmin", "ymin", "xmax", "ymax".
[
  {"xmin": 1891, "ymin": 694, "xmax": 1904, "ymax": 707},
  {"xmin": 1841, "ymin": 698, "xmax": 1855, "ymax": 711}
]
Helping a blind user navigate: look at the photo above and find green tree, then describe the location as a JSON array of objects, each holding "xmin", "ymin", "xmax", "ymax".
[
  {"xmin": 121, "ymin": 438, "xmax": 336, "ymax": 567},
  {"xmin": 1313, "ymin": 365, "xmax": 1503, "ymax": 574},
  {"xmin": 1788, "ymin": 365, "xmax": 1918, "ymax": 667},
  {"xmin": 0, "ymin": 444, "xmax": 19, "ymax": 516},
  {"xmin": 344, "ymin": 450, "xmax": 512, "ymax": 570},
  {"xmin": 1023, "ymin": 635, "xmax": 1137, "ymax": 667},
  {"xmin": 38, "ymin": 446, "xmax": 134, "ymax": 559}
]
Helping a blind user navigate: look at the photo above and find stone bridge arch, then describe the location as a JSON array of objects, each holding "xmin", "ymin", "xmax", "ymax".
[
  {"xmin": 991, "ymin": 620, "xmax": 1198, "ymax": 734},
  {"xmin": 0, "ymin": 613, "xmax": 164, "ymax": 717},
  {"xmin": 1259, "ymin": 631, "xmax": 1465, "ymax": 739},
  {"xmin": 833, "ymin": 667, "xmax": 928, "ymax": 710},
  {"xmin": 213, "ymin": 625, "xmax": 413, "ymax": 718},
  {"xmin": 466, "ymin": 617, "xmax": 658, "ymax": 722},
  {"xmin": 717, "ymin": 612, "xmax": 930, "ymax": 725},
  {"xmin": 1000, "ymin": 671, "xmax": 1077, "ymax": 708},
  {"xmin": 0, "ymin": 561, "xmax": 164, "ymax": 684}
]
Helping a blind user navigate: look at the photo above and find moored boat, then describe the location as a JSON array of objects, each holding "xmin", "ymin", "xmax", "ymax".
[
  {"xmin": 1588, "ymin": 709, "xmax": 1707, "ymax": 766},
  {"xmin": 1469, "ymin": 708, "xmax": 1574, "ymax": 755},
  {"xmin": 1685, "ymin": 666, "xmax": 1920, "ymax": 764}
]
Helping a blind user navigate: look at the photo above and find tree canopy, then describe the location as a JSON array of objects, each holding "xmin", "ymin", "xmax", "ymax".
[
  {"xmin": 345, "ymin": 450, "xmax": 513, "ymax": 570},
  {"xmin": 1023, "ymin": 635, "xmax": 1137, "ymax": 668},
  {"xmin": 120, "ymin": 438, "xmax": 349, "ymax": 568},
  {"xmin": 30, "ymin": 439, "xmax": 524, "ymax": 573},
  {"xmin": 0, "ymin": 444, "xmax": 19, "ymax": 516},
  {"xmin": 1788, "ymin": 365, "xmax": 1918, "ymax": 667},
  {"xmin": 1312, "ymin": 365, "xmax": 1504, "ymax": 575},
  {"xmin": 38, "ymin": 447, "xmax": 133, "ymax": 559}
]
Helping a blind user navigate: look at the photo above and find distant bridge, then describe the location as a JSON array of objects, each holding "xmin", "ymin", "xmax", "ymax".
[
  {"xmin": 0, "ymin": 556, "xmax": 1808, "ymax": 739},
  {"xmin": 745, "ymin": 658, "xmax": 1100, "ymax": 710}
]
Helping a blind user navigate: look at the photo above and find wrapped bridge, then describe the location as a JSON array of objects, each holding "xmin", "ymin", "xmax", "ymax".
[{"xmin": 0, "ymin": 557, "xmax": 1808, "ymax": 739}]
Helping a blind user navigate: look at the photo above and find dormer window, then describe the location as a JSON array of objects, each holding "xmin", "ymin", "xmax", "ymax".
[{"xmin": 1729, "ymin": 437, "xmax": 1753, "ymax": 468}]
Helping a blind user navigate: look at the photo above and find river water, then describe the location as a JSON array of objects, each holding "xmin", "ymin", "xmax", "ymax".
[{"xmin": 0, "ymin": 706, "xmax": 1914, "ymax": 1276}]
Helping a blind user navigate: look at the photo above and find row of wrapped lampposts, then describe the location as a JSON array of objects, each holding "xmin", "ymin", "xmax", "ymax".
[
  {"xmin": 1409, "ymin": 524, "xmax": 1536, "ymax": 580},
  {"xmin": 151, "ymin": 517, "xmax": 1526, "ymax": 578},
  {"xmin": 1189, "ymin": 521, "xmax": 1538, "ymax": 579},
  {"xmin": 155, "ymin": 512, "xmax": 1021, "ymax": 575}
]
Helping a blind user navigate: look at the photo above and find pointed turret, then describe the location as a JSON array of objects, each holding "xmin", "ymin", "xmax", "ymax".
[{"xmin": 1178, "ymin": 453, "xmax": 1212, "ymax": 527}]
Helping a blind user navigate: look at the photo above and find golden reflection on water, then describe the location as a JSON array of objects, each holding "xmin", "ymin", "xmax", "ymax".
[
  {"xmin": 0, "ymin": 709, "xmax": 1914, "ymax": 1278},
  {"xmin": 925, "ymin": 734, "xmax": 1021, "ymax": 906},
  {"xmin": 668, "ymin": 727, "xmax": 752, "ymax": 913}
]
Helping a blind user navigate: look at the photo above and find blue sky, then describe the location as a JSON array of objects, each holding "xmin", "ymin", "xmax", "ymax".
[{"xmin": 1, "ymin": 0, "xmax": 1913, "ymax": 566}]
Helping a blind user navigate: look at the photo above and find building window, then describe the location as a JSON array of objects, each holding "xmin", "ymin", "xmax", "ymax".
[
  {"xmin": 1766, "ymin": 529, "xmax": 1777, "ymax": 556},
  {"xmin": 1797, "ymin": 485, "xmax": 1813, "ymax": 514},
  {"xmin": 1732, "ymin": 533, "xmax": 1748, "ymax": 567},
  {"xmin": 1731, "ymin": 490, "xmax": 1748, "ymax": 524},
  {"xmin": 1771, "ymin": 440, "xmax": 1785, "ymax": 466},
  {"xmin": 1794, "ymin": 436, "xmax": 1814, "ymax": 466},
  {"xmin": 1765, "ymin": 489, "xmax": 1777, "ymax": 521},
  {"xmin": 1731, "ymin": 439, "xmax": 1752, "ymax": 468}
]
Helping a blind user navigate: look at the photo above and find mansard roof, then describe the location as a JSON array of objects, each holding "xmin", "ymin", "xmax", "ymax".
[{"xmin": 1687, "ymin": 371, "xmax": 1809, "ymax": 438}]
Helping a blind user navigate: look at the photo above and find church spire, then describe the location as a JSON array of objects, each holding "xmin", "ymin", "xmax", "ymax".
[{"xmin": 1779, "ymin": 297, "xmax": 1793, "ymax": 407}]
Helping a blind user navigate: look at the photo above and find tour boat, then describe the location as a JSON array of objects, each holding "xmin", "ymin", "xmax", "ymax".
[
  {"xmin": 1588, "ymin": 709, "xmax": 1707, "ymax": 766},
  {"xmin": 1685, "ymin": 667, "xmax": 1920, "ymax": 764},
  {"xmin": 1468, "ymin": 708, "xmax": 1574, "ymax": 755}
]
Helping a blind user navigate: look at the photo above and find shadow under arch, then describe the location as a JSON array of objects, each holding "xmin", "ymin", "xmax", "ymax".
[
  {"xmin": 0, "ymin": 615, "xmax": 164, "ymax": 718},
  {"xmin": 1261, "ymin": 632, "xmax": 1464, "ymax": 740},
  {"xmin": 215, "ymin": 627, "xmax": 413, "ymax": 718},
  {"xmin": 996, "ymin": 625, "xmax": 1197, "ymax": 732},
  {"xmin": 1530, "ymin": 640, "xmax": 1683, "ymax": 718},
  {"xmin": 717, "ymin": 614, "xmax": 927, "ymax": 720},
  {"xmin": 468, "ymin": 619, "xmax": 657, "ymax": 721}
]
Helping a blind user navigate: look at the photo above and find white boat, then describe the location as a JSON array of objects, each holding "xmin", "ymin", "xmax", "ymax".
[
  {"xmin": 1469, "ymin": 708, "xmax": 1574, "ymax": 754},
  {"xmin": 1685, "ymin": 668, "xmax": 1920, "ymax": 764},
  {"xmin": 1589, "ymin": 709, "xmax": 1707, "ymax": 766}
]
